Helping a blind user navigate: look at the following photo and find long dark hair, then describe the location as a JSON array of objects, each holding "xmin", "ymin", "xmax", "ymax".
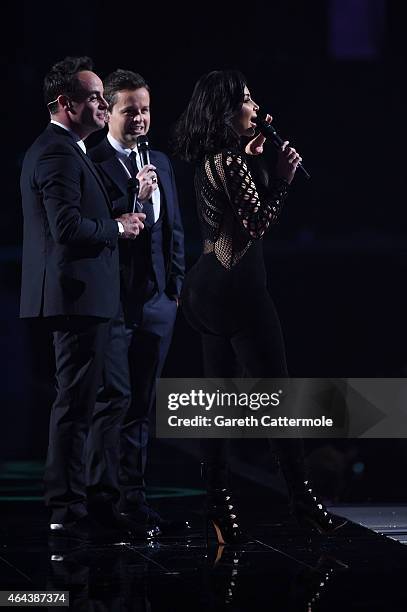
[{"xmin": 172, "ymin": 70, "xmax": 247, "ymax": 162}]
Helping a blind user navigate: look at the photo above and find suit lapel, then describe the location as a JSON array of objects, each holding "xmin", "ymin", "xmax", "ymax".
[
  {"xmin": 150, "ymin": 152, "xmax": 174, "ymax": 227},
  {"xmin": 46, "ymin": 124, "xmax": 113, "ymax": 211},
  {"xmin": 99, "ymin": 156, "xmax": 129, "ymax": 194},
  {"xmin": 74, "ymin": 146, "xmax": 113, "ymax": 210}
]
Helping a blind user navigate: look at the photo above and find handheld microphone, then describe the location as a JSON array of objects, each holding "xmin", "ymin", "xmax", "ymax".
[
  {"xmin": 137, "ymin": 135, "xmax": 150, "ymax": 167},
  {"xmin": 136, "ymin": 134, "xmax": 157, "ymax": 223},
  {"xmin": 128, "ymin": 177, "xmax": 140, "ymax": 214},
  {"xmin": 254, "ymin": 117, "xmax": 311, "ymax": 179}
]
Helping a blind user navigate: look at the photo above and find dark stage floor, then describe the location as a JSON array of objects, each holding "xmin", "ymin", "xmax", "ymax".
[{"xmin": 1, "ymin": 465, "xmax": 407, "ymax": 611}]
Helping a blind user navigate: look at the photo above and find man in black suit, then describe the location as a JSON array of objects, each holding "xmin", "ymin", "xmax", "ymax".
[
  {"xmin": 88, "ymin": 70, "xmax": 185, "ymax": 531},
  {"xmin": 20, "ymin": 57, "xmax": 146, "ymax": 541}
]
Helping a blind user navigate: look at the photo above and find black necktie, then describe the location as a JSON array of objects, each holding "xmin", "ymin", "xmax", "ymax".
[
  {"xmin": 128, "ymin": 151, "xmax": 139, "ymax": 178},
  {"xmin": 128, "ymin": 151, "xmax": 155, "ymax": 226}
]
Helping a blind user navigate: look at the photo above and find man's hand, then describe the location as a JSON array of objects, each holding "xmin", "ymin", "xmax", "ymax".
[
  {"xmin": 245, "ymin": 113, "xmax": 273, "ymax": 156},
  {"xmin": 136, "ymin": 164, "xmax": 158, "ymax": 201},
  {"xmin": 117, "ymin": 212, "xmax": 146, "ymax": 239}
]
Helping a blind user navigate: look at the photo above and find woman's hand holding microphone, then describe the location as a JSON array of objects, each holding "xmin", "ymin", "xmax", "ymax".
[{"xmin": 246, "ymin": 113, "xmax": 303, "ymax": 184}]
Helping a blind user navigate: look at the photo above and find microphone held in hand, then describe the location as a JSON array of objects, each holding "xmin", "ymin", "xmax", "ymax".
[
  {"xmin": 137, "ymin": 135, "xmax": 150, "ymax": 167},
  {"xmin": 254, "ymin": 116, "xmax": 311, "ymax": 179},
  {"xmin": 128, "ymin": 177, "xmax": 140, "ymax": 213}
]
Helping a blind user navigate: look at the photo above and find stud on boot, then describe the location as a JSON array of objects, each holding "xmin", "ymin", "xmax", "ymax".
[
  {"xmin": 206, "ymin": 489, "xmax": 250, "ymax": 545},
  {"xmin": 291, "ymin": 481, "xmax": 348, "ymax": 534}
]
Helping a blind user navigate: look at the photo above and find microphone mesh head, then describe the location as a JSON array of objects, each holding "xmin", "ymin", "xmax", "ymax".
[{"xmin": 137, "ymin": 135, "xmax": 149, "ymax": 150}]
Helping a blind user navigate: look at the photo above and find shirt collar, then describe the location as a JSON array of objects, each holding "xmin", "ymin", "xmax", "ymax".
[
  {"xmin": 50, "ymin": 120, "xmax": 86, "ymax": 153},
  {"xmin": 107, "ymin": 132, "xmax": 137, "ymax": 159}
]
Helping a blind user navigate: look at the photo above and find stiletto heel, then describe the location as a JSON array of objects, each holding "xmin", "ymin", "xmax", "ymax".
[{"xmin": 211, "ymin": 518, "xmax": 226, "ymax": 545}]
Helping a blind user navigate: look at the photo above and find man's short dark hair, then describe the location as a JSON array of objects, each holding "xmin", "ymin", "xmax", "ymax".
[
  {"xmin": 44, "ymin": 56, "xmax": 94, "ymax": 114},
  {"xmin": 103, "ymin": 69, "xmax": 150, "ymax": 110}
]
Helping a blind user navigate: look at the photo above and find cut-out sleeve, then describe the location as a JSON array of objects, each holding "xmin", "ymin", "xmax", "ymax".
[{"xmin": 222, "ymin": 152, "xmax": 288, "ymax": 239}]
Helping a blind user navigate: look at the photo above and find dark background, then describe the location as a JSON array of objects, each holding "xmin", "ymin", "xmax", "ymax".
[{"xmin": 2, "ymin": 0, "xmax": 407, "ymax": 502}]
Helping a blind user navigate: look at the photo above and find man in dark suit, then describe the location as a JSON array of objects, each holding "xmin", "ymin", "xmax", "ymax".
[
  {"xmin": 88, "ymin": 70, "xmax": 185, "ymax": 532},
  {"xmin": 20, "ymin": 57, "xmax": 146, "ymax": 541}
]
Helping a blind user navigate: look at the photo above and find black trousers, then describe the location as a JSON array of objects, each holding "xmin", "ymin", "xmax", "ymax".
[
  {"xmin": 86, "ymin": 312, "xmax": 131, "ymax": 508},
  {"xmin": 44, "ymin": 316, "xmax": 125, "ymax": 523},
  {"xmin": 121, "ymin": 292, "xmax": 177, "ymax": 507},
  {"xmin": 198, "ymin": 292, "xmax": 306, "ymax": 492},
  {"xmin": 88, "ymin": 293, "xmax": 177, "ymax": 510}
]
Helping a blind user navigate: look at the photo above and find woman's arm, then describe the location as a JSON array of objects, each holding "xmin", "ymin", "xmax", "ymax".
[{"xmin": 221, "ymin": 151, "xmax": 289, "ymax": 240}]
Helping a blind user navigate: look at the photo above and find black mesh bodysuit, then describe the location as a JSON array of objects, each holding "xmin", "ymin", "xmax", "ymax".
[
  {"xmin": 182, "ymin": 148, "xmax": 289, "ymax": 352},
  {"xmin": 182, "ymin": 149, "xmax": 306, "ymax": 490}
]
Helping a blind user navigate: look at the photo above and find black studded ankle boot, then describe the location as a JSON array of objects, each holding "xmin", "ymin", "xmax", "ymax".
[
  {"xmin": 271, "ymin": 440, "xmax": 347, "ymax": 535},
  {"xmin": 206, "ymin": 488, "xmax": 249, "ymax": 545},
  {"xmin": 201, "ymin": 462, "xmax": 249, "ymax": 545},
  {"xmin": 290, "ymin": 480, "xmax": 348, "ymax": 534}
]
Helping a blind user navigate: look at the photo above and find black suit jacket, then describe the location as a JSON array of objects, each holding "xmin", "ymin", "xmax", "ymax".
[
  {"xmin": 88, "ymin": 138, "xmax": 184, "ymax": 298},
  {"xmin": 20, "ymin": 123, "xmax": 120, "ymax": 318}
]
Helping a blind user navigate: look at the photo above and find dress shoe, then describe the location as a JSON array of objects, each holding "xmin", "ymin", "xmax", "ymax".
[
  {"xmin": 120, "ymin": 502, "xmax": 190, "ymax": 536},
  {"xmin": 88, "ymin": 505, "xmax": 159, "ymax": 540},
  {"xmin": 48, "ymin": 515, "xmax": 109, "ymax": 542},
  {"xmin": 49, "ymin": 512, "xmax": 156, "ymax": 546}
]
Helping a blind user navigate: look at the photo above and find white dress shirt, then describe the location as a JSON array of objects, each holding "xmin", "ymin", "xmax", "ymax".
[{"xmin": 107, "ymin": 133, "xmax": 160, "ymax": 222}]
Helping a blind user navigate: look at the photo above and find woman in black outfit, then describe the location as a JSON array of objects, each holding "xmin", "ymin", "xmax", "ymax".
[{"xmin": 173, "ymin": 70, "xmax": 346, "ymax": 544}]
